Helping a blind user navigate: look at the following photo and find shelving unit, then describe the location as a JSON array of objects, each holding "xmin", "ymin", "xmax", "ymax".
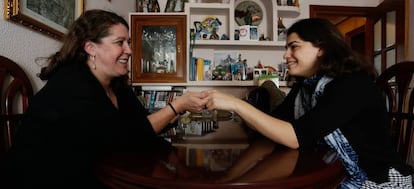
[
  {"xmin": 185, "ymin": 0, "xmax": 299, "ymax": 87},
  {"xmin": 186, "ymin": 0, "xmax": 299, "ymax": 43},
  {"xmin": 131, "ymin": 0, "xmax": 300, "ymax": 87},
  {"xmin": 278, "ymin": 6, "xmax": 301, "ymax": 18}
]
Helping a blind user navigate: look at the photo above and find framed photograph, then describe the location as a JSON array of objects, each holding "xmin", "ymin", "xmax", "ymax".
[
  {"xmin": 136, "ymin": 0, "xmax": 161, "ymax": 12},
  {"xmin": 4, "ymin": 0, "xmax": 84, "ymax": 41},
  {"xmin": 213, "ymin": 51, "xmax": 238, "ymax": 80},
  {"xmin": 165, "ymin": 0, "xmax": 187, "ymax": 12}
]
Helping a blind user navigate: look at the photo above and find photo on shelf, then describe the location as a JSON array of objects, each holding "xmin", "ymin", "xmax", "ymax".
[
  {"xmin": 238, "ymin": 25, "xmax": 258, "ymax": 41},
  {"xmin": 213, "ymin": 51, "xmax": 238, "ymax": 80},
  {"xmin": 136, "ymin": 0, "xmax": 161, "ymax": 12},
  {"xmin": 165, "ymin": 0, "xmax": 188, "ymax": 12}
]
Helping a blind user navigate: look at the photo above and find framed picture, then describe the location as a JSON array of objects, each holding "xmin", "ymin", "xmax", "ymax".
[
  {"xmin": 136, "ymin": 0, "xmax": 161, "ymax": 12},
  {"xmin": 213, "ymin": 51, "xmax": 238, "ymax": 80},
  {"xmin": 4, "ymin": 0, "xmax": 84, "ymax": 41},
  {"xmin": 165, "ymin": 0, "xmax": 187, "ymax": 12}
]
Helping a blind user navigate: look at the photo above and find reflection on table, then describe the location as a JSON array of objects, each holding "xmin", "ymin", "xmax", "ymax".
[{"xmin": 96, "ymin": 119, "xmax": 345, "ymax": 189}]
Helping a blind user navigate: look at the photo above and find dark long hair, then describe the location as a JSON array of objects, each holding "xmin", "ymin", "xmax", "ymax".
[
  {"xmin": 38, "ymin": 9, "xmax": 130, "ymax": 88},
  {"xmin": 287, "ymin": 18, "xmax": 377, "ymax": 79}
]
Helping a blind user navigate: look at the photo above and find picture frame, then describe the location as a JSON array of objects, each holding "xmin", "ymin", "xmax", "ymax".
[
  {"xmin": 213, "ymin": 51, "xmax": 238, "ymax": 80},
  {"xmin": 136, "ymin": 0, "xmax": 161, "ymax": 12},
  {"xmin": 165, "ymin": 0, "xmax": 187, "ymax": 12},
  {"xmin": 4, "ymin": 0, "xmax": 84, "ymax": 41}
]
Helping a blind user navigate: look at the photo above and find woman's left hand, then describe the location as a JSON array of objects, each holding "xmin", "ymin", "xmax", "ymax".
[{"xmin": 205, "ymin": 90, "xmax": 242, "ymax": 112}]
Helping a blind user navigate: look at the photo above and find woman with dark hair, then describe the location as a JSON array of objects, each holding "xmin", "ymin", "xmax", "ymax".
[
  {"xmin": 4, "ymin": 9, "xmax": 208, "ymax": 188},
  {"xmin": 206, "ymin": 18, "xmax": 413, "ymax": 188}
]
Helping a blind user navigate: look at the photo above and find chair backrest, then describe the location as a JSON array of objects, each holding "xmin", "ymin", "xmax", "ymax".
[
  {"xmin": 246, "ymin": 80, "xmax": 285, "ymax": 114},
  {"xmin": 0, "ymin": 56, "xmax": 33, "ymax": 157},
  {"xmin": 376, "ymin": 61, "xmax": 414, "ymax": 164},
  {"xmin": 245, "ymin": 80, "xmax": 286, "ymax": 140}
]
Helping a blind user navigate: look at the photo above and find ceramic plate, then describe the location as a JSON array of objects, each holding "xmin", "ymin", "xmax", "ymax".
[
  {"xmin": 200, "ymin": 16, "xmax": 222, "ymax": 34},
  {"xmin": 235, "ymin": 1, "xmax": 263, "ymax": 26}
]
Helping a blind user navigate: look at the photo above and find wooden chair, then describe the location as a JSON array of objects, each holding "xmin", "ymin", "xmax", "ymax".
[
  {"xmin": 0, "ymin": 56, "xmax": 33, "ymax": 158},
  {"xmin": 246, "ymin": 80, "xmax": 285, "ymax": 114},
  {"xmin": 376, "ymin": 61, "xmax": 414, "ymax": 164}
]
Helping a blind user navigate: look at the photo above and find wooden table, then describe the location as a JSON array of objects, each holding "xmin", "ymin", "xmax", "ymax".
[{"xmin": 96, "ymin": 119, "xmax": 345, "ymax": 189}]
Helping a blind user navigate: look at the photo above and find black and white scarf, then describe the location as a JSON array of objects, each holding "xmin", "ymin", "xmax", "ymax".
[{"xmin": 294, "ymin": 74, "xmax": 368, "ymax": 189}]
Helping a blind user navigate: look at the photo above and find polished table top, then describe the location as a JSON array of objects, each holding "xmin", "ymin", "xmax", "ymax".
[{"xmin": 96, "ymin": 119, "xmax": 345, "ymax": 189}]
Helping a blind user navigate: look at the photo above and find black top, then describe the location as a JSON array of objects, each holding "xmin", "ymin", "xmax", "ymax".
[
  {"xmin": 272, "ymin": 72, "xmax": 414, "ymax": 183},
  {"xmin": 4, "ymin": 63, "xmax": 159, "ymax": 188}
]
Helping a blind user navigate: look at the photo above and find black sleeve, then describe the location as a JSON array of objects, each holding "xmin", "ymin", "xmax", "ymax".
[
  {"xmin": 116, "ymin": 86, "xmax": 157, "ymax": 145},
  {"xmin": 291, "ymin": 74, "xmax": 379, "ymax": 148}
]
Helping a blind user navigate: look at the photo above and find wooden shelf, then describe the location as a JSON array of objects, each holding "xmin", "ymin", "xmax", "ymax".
[
  {"xmin": 186, "ymin": 2, "xmax": 231, "ymax": 9},
  {"xmin": 131, "ymin": 80, "xmax": 290, "ymax": 87},
  {"xmin": 132, "ymin": 80, "xmax": 254, "ymax": 87},
  {"xmin": 277, "ymin": 6, "xmax": 301, "ymax": 18},
  {"xmin": 187, "ymin": 80, "xmax": 255, "ymax": 86},
  {"xmin": 193, "ymin": 40, "xmax": 285, "ymax": 47}
]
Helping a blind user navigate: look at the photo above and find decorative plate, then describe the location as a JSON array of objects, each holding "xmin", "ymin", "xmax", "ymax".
[
  {"xmin": 200, "ymin": 16, "xmax": 222, "ymax": 34},
  {"xmin": 235, "ymin": 1, "xmax": 263, "ymax": 26}
]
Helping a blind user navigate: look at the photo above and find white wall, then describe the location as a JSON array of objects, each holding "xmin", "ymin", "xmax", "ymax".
[
  {"xmin": 0, "ymin": 2, "xmax": 60, "ymax": 91},
  {"xmin": 0, "ymin": 0, "xmax": 136, "ymax": 91},
  {"xmin": 84, "ymin": 0, "xmax": 136, "ymax": 21},
  {"xmin": 1, "ymin": 0, "xmax": 412, "ymax": 93}
]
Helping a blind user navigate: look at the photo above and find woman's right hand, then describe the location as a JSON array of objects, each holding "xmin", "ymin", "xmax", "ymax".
[{"xmin": 205, "ymin": 90, "xmax": 243, "ymax": 112}]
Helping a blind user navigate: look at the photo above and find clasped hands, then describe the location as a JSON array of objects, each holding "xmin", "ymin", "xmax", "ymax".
[{"xmin": 179, "ymin": 90, "xmax": 239, "ymax": 114}]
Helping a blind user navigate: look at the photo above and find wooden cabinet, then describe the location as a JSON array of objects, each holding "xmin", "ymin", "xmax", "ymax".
[{"xmin": 130, "ymin": 14, "xmax": 187, "ymax": 83}]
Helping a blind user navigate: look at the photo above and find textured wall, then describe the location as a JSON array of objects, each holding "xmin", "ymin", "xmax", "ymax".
[{"xmin": 0, "ymin": 2, "xmax": 60, "ymax": 92}]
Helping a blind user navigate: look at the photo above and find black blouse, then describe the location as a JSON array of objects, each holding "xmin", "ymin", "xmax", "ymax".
[
  {"xmin": 5, "ymin": 62, "xmax": 158, "ymax": 188},
  {"xmin": 272, "ymin": 72, "xmax": 413, "ymax": 183}
]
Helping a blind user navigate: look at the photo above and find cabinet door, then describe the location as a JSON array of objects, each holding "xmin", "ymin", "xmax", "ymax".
[{"xmin": 130, "ymin": 14, "xmax": 187, "ymax": 83}]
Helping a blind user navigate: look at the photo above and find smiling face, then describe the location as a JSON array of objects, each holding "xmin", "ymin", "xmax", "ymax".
[
  {"xmin": 85, "ymin": 23, "xmax": 131, "ymax": 83},
  {"xmin": 283, "ymin": 32, "xmax": 323, "ymax": 78}
]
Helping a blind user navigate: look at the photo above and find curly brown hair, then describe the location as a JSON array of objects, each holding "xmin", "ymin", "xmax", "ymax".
[{"xmin": 38, "ymin": 9, "xmax": 130, "ymax": 88}]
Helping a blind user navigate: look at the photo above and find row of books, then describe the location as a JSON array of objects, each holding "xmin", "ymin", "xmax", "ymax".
[
  {"xmin": 133, "ymin": 87, "xmax": 186, "ymax": 138},
  {"xmin": 135, "ymin": 89, "xmax": 183, "ymax": 112},
  {"xmin": 189, "ymin": 57, "xmax": 213, "ymax": 81}
]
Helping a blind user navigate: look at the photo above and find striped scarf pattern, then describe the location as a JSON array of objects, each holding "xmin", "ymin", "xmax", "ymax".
[{"xmin": 294, "ymin": 75, "xmax": 367, "ymax": 189}]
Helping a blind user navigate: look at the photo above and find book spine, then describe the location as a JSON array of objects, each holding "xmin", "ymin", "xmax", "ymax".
[
  {"xmin": 148, "ymin": 90, "xmax": 156, "ymax": 111},
  {"xmin": 197, "ymin": 58, "xmax": 204, "ymax": 81},
  {"xmin": 189, "ymin": 57, "xmax": 196, "ymax": 81}
]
